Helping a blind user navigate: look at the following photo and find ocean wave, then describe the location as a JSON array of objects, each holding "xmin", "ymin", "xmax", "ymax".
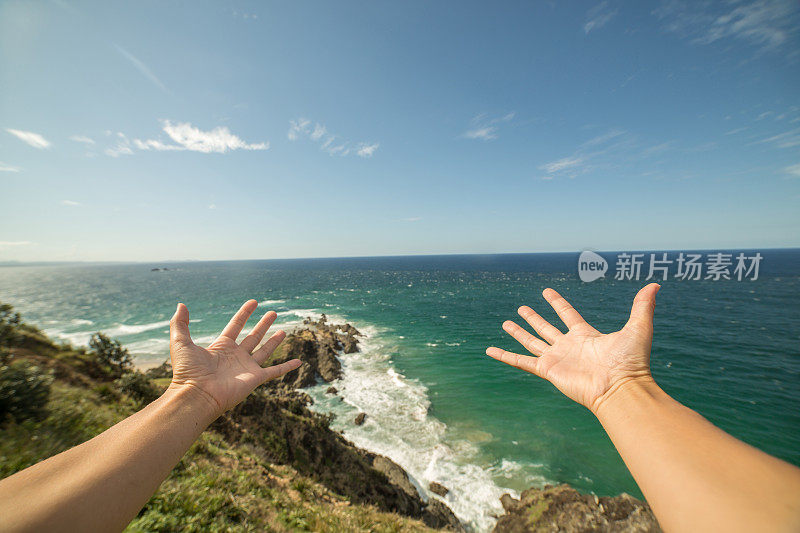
[
  {"xmin": 104, "ymin": 320, "xmax": 171, "ymax": 337},
  {"xmin": 306, "ymin": 322, "xmax": 521, "ymax": 532},
  {"xmin": 257, "ymin": 299, "xmax": 285, "ymax": 307}
]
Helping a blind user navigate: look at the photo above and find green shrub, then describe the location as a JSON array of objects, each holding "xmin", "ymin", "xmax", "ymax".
[
  {"xmin": 0, "ymin": 360, "xmax": 53, "ymax": 422},
  {"xmin": 89, "ymin": 333, "xmax": 133, "ymax": 377},
  {"xmin": 115, "ymin": 372, "xmax": 160, "ymax": 406},
  {"xmin": 0, "ymin": 303, "xmax": 21, "ymax": 349}
]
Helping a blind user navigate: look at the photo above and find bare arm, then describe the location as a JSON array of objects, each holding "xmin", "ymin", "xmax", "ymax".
[
  {"xmin": 0, "ymin": 300, "xmax": 301, "ymax": 533},
  {"xmin": 487, "ymin": 284, "xmax": 800, "ymax": 533}
]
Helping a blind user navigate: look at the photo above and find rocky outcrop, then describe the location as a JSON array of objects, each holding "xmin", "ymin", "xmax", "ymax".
[
  {"xmin": 354, "ymin": 412, "xmax": 367, "ymax": 425},
  {"xmin": 493, "ymin": 484, "xmax": 660, "ymax": 533},
  {"xmin": 271, "ymin": 314, "xmax": 362, "ymax": 388},
  {"xmin": 372, "ymin": 455, "xmax": 462, "ymax": 531},
  {"xmin": 430, "ymin": 481, "xmax": 449, "ymax": 497}
]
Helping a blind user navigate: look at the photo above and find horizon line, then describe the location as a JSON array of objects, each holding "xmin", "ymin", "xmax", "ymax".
[{"xmin": 1, "ymin": 246, "xmax": 798, "ymax": 267}]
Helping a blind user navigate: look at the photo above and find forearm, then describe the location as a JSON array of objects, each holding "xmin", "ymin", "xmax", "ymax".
[
  {"xmin": 595, "ymin": 377, "xmax": 800, "ymax": 533},
  {"xmin": 0, "ymin": 385, "xmax": 218, "ymax": 533}
]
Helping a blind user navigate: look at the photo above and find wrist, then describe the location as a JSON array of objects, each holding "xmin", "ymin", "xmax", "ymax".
[
  {"xmin": 591, "ymin": 374, "xmax": 661, "ymax": 420},
  {"xmin": 162, "ymin": 382, "xmax": 221, "ymax": 426}
]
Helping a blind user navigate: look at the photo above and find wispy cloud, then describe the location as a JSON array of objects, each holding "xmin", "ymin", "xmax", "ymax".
[
  {"xmin": 105, "ymin": 132, "xmax": 134, "ymax": 157},
  {"xmin": 5, "ymin": 128, "xmax": 51, "ymax": 149},
  {"xmin": 106, "ymin": 121, "xmax": 269, "ymax": 156},
  {"xmin": 653, "ymin": 0, "xmax": 800, "ymax": 52},
  {"xmin": 754, "ymin": 127, "xmax": 800, "ymax": 148},
  {"xmin": 538, "ymin": 128, "xmax": 673, "ymax": 180},
  {"xmin": 288, "ymin": 118, "xmax": 379, "ymax": 158},
  {"xmin": 402, "ymin": 216, "xmax": 422, "ymax": 222},
  {"xmin": 541, "ymin": 156, "xmax": 585, "ymax": 175},
  {"xmin": 0, "ymin": 241, "xmax": 33, "ymax": 248},
  {"xmin": 61, "ymin": 200, "xmax": 82, "ymax": 206},
  {"xmin": 584, "ymin": 1, "xmax": 618, "ymax": 34},
  {"xmin": 784, "ymin": 163, "xmax": 800, "ymax": 177},
  {"xmin": 725, "ymin": 127, "xmax": 748, "ymax": 135},
  {"xmin": 69, "ymin": 135, "xmax": 96, "ymax": 145},
  {"xmin": 115, "ymin": 44, "xmax": 170, "ymax": 94},
  {"xmin": 462, "ymin": 112, "xmax": 515, "ymax": 141},
  {"xmin": 0, "ymin": 162, "xmax": 21, "ymax": 172}
]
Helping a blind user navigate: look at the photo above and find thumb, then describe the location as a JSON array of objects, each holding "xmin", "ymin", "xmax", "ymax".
[
  {"xmin": 170, "ymin": 303, "xmax": 193, "ymax": 346},
  {"xmin": 625, "ymin": 283, "xmax": 660, "ymax": 331}
]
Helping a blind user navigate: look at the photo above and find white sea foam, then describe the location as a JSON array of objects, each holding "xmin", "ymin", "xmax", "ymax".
[
  {"xmin": 257, "ymin": 299, "xmax": 285, "ymax": 307},
  {"xmin": 306, "ymin": 323, "xmax": 529, "ymax": 532},
  {"xmin": 105, "ymin": 320, "xmax": 171, "ymax": 337}
]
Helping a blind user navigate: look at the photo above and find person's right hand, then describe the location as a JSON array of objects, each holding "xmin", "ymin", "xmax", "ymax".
[
  {"xmin": 486, "ymin": 283, "xmax": 660, "ymax": 414},
  {"xmin": 167, "ymin": 300, "xmax": 301, "ymax": 417}
]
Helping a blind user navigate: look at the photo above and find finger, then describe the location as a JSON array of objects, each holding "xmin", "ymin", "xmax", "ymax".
[
  {"xmin": 502, "ymin": 321, "xmax": 549, "ymax": 356},
  {"xmin": 626, "ymin": 283, "xmax": 660, "ymax": 331},
  {"xmin": 260, "ymin": 358, "xmax": 302, "ymax": 382},
  {"xmin": 218, "ymin": 300, "xmax": 259, "ymax": 342},
  {"xmin": 239, "ymin": 310, "xmax": 278, "ymax": 353},
  {"xmin": 542, "ymin": 288, "xmax": 588, "ymax": 330},
  {"xmin": 170, "ymin": 303, "xmax": 194, "ymax": 347},
  {"xmin": 486, "ymin": 347, "xmax": 541, "ymax": 377},
  {"xmin": 252, "ymin": 330, "xmax": 287, "ymax": 365},
  {"xmin": 517, "ymin": 305, "xmax": 562, "ymax": 343}
]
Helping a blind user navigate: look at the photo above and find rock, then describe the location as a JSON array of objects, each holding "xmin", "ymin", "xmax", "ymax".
[
  {"xmin": 338, "ymin": 333, "xmax": 360, "ymax": 354},
  {"xmin": 429, "ymin": 481, "xmax": 449, "ymax": 497},
  {"xmin": 326, "ymin": 386, "xmax": 338, "ymax": 394},
  {"xmin": 492, "ymin": 484, "xmax": 661, "ymax": 533},
  {"xmin": 424, "ymin": 498, "xmax": 463, "ymax": 531},
  {"xmin": 373, "ymin": 455, "xmax": 418, "ymax": 498},
  {"xmin": 271, "ymin": 329, "xmax": 342, "ymax": 388},
  {"xmin": 354, "ymin": 412, "xmax": 367, "ymax": 425}
]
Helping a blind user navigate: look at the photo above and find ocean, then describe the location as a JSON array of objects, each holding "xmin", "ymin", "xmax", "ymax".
[{"xmin": 1, "ymin": 250, "xmax": 798, "ymax": 531}]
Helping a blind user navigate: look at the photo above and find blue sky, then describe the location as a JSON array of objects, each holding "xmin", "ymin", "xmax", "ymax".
[{"xmin": 1, "ymin": 0, "xmax": 799, "ymax": 262}]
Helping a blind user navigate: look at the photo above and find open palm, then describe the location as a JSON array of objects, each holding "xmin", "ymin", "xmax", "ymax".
[
  {"xmin": 487, "ymin": 284, "xmax": 660, "ymax": 413},
  {"xmin": 168, "ymin": 300, "xmax": 301, "ymax": 416}
]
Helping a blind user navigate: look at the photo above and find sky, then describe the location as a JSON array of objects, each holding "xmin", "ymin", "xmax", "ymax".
[{"xmin": 1, "ymin": 0, "xmax": 799, "ymax": 262}]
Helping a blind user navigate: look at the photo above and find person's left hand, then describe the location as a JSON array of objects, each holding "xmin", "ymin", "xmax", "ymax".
[{"xmin": 167, "ymin": 300, "xmax": 301, "ymax": 416}]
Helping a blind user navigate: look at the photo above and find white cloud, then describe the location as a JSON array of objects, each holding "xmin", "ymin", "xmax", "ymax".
[
  {"xmin": 159, "ymin": 121, "xmax": 268, "ymax": 152},
  {"xmin": 755, "ymin": 127, "xmax": 800, "ymax": 148},
  {"xmin": 462, "ymin": 112, "xmax": 515, "ymax": 141},
  {"xmin": 61, "ymin": 200, "xmax": 81, "ymax": 206},
  {"xmin": 784, "ymin": 163, "xmax": 800, "ymax": 177},
  {"xmin": 402, "ymin": 216, "xmax": 422, "ymax": 222},
  {"xmin": 0, "ymin": 241, "xmax": 32, "ymax": 247},
  {"xmin": 5, "ymin": 128, "xmax": 51, "ymax": 149},
  {"xmin": 584, "ymin": 1, "xmax": 618, "ymax": 34},
  {"xmin": 725, "ymin": 127, "xmax": 748, "ymax": 135},
  {"xmin": 540, "ymin": 156, "xmax": 584, "ymax": 174},
  {"xmin": 654, "ymin": 0, "xmax": 799, "ymax": 52},
  {"xmin": 105, "ymin": 132, "xmax": 134, "ymax": 157},
  {"xmin": 208, "ymin": 204, "xmax": 218, "ymax": 209},
  {"xmin": 463, "ymin": 127, "xmax": 498, "ymax": 140},
  {"xmin": 115, "ymin": 44, "xmax": 170, "ymax": 94},
  {"xmin": 288, "ymin": 118, "xmax": 378, "ymax": 158},
  {"xmin": 0, "ymin": 162, "xmax": 21, "ymax": 172},
  {"xmin": 311, "ymin": 123, "xmax": 327, "ymax": 140},
  {"xmin": 537, "ymin": 128, "xmax": 674, "ymax": 180},
  {"xmin": 69, "ymin": 135, "xmax": 96, "ymax": 145},
  {"xmin": 357, "ymin": 143, "xmax": 379, "ymax": 158},
  {"xmin": 117, "ymin": 120, "xmax": 268, "ymax": 155}
]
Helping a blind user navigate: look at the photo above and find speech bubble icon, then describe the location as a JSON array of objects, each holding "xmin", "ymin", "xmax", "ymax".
[{"xmin": 578, "ymin": 250, "xmax": 608, "ymax": 282}]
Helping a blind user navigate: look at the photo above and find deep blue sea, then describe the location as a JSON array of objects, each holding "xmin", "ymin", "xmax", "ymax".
[{"xmin": 1, "ymin": 250, "xmax": 798, "ymax": 530}]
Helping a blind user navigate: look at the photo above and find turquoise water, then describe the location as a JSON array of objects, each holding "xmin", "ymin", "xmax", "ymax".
[{"xmin": 1, "ymin": 251, "xmax": 798, "ymax": 530}]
